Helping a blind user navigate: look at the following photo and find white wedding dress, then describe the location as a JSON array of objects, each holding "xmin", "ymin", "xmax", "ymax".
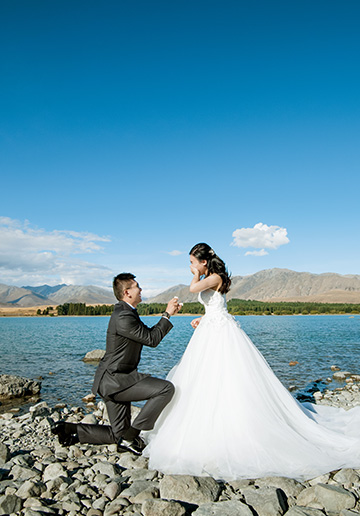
[{"xmin": 143, "ymin": 289, "xmax": 360, "ymax": 480}]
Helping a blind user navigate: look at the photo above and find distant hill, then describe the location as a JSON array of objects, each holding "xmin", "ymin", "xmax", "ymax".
[
  {"xmin": 147, "ymin": 268, "xmax": 360, "ymax": 304},
  {"xmin": 0, "ymin": 283, "xmax": 116, "ymax": 307},
  {"xmin": 47, "ymin": 285, "xmax": 115, "ymax": 304},
  {"xmin": 0, "ymin": 284, "xmax": 48, "ymax": 306},
  {"xmin": 22, "ymin": 284, "xmax": 66, "ymax": 297}
]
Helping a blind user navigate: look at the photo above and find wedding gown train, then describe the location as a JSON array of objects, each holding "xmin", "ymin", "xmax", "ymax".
[{"xmin": 143, "ymin": 289, "xmax": 360, "ymax": 480}]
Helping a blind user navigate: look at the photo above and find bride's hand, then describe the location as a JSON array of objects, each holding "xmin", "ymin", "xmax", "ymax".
[
  {"xmin": 190, "ymin": 265, "xmax": 199, "ymax": 276},
  {"xmin": 191, "ymin": 317, "xmax": 202, "ymax": 329}
]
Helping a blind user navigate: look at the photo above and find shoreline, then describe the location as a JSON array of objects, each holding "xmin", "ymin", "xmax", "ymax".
[
  {"xmin": 1, "ymin": 381, "xmax": 360, "ymax": 515},
  {"xmin": 1, "ymin": 309, "xmax": 359, "ymax": 318}
]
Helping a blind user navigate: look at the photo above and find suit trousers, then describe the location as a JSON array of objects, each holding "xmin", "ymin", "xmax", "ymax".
[{"xmin": 77, "ymin": 376, "xmax": 174, "ymax": 445}]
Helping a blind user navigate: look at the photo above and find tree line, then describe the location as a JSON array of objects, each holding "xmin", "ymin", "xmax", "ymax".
[{"xmin": 48, "ymin": 300, "xmax": 360, "ymax": 317}]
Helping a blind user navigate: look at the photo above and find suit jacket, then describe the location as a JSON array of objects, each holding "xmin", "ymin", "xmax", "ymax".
[{"xmin": 92, "ymin": 301, "xmax": 173, "ymax": 400}]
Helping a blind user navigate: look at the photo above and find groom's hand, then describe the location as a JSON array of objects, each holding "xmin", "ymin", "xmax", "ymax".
[{"xmin": 166, "ymin": 297, "xmax": 182, "ymax": 316}]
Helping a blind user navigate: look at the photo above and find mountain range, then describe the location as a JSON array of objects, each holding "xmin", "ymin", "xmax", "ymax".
[
  {"xmin": 0, "ymin": 284, "xmax": 116, "ymax": 307},
  {"xmin": 1, "ymin": 268, "xmax": 360, "ymax": 307},
  {"xmin": 147, "ymin": 268, "xmax": 360, "ymax": 304}
]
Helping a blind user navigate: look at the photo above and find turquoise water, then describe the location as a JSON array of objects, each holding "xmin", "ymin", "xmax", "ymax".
[{"xmin": 0, "ymin": 315, "xmax": 359, "ymax": 410}]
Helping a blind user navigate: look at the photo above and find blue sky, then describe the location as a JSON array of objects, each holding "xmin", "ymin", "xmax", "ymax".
[{"xmin": 1, "ymin": 0, "xmax": 359, "ymax": 297}]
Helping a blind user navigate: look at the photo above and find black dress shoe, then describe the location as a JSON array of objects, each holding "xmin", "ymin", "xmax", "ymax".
[
  {"xmin": 117, "ymin": 435, "xmax": 146, "ymax": 456},
  {"xmin": 51, "ymin": 421, "xmax": 79, "ymax": 446}
]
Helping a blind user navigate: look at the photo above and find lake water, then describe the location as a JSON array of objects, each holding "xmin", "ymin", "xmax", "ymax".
[{"xmin": 1, "ymin": 315, "xmax": 360, "ymax": 411}]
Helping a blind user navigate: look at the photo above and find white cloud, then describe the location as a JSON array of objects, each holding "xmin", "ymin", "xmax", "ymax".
[
  {"xmin": 245, "ymin": 249, "xmax": 269, "ymax": 256},
  {"xmin": 168, "ymin": 250, "xmax": 183, "ymax": 256},
  {"xmin": 232, "ymin": 222, "xmax": 290, "ymax": 252},
  {"xmin": 0, "ymin": 217, "xmax": 113, "ymax": 286}
]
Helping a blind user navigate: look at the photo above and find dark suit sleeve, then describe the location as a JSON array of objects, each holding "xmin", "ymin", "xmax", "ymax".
[{"xmin": 116, "ymin": 311, "xmax": 173, "ymax": 347}]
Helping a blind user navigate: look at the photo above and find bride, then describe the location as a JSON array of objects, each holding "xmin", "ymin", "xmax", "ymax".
[{"xmin": 143, "ymin": 243, "xmax": 360, "ymax": 480}]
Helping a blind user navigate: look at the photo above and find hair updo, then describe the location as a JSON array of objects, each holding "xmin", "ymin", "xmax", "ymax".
[{"xmin": 189, "ymin": 243, "xmax": 231, "ymax": 294}]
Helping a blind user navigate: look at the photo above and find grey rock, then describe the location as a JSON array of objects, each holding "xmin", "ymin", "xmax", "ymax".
[
  {"xmin": 340, "ymin": 510, "xmax": 360, "ymax": 516},
  {"xmin": 125, "ymin": 469, "xmax": 158, "ymax": 482},
  {"xmin": 333, "ymin": 372, "xmax": 352, "ymax": 381},
  {"xmin": 297, "ymin": 483, "xmax": 356, "ymax": 512},
  {"xmin": 23, "ymin": 509, "xmax": 49, "ymax": 516},
  {"xmin": 23, "ymin": 498, "xmax": 56, "ymax": 512},
  {"xmin": 103, "ymin": 497, "xmax": 130, "ymax": 515},
  {"xmin": 142, "ymin": 499, "xmax": 186, "ymax": 516},
  {"xmin": 296, "ymin": 486, "xmax": 319, "ymax": 506},
  {"xmin": 284, "ymin": 508, "xmax": 326, "ymax": 516},
  {"xmin": 255, "ymin": 477, "xmax": 305, "ymax": 498},
  {"xmin": 0, "ymin": 444, "xmax": 10, "ymax": 466},
  {"xmin": 243, "ymin": 486, "xmax": 288, "ymax": 516},
  {"xmin": 117, "ymin": 452, "xmax": 148, "ymax": 470},
  {"xmin": 159, "ymin": 475, "xmax": 221, "ymax": 505},
  {"xmin": 193, "ymin": 499, "xmax": 254, "ymax": 516},
  {"xmin": 45, "ymin": 476, "xmax": 71, "ymax": 492},
  {"xmin": 0, "ymin": 374, "xmax": 41, "ymax": 400},
  {"xmin": 29, "ymin": 401, "xmax": 50, "ymax": 418},
  {"xmin": 92, "ymin": 495, "xmax": 109, "ymax": 511},
  {"xmin": 103, "ymin": 481, "xmax": 122, "ymax": 500},
  {"xmin": 10, "ymin": 465, "xmax": 40, "ymax": 481},
  {"xmin": 83, "ymin": 349, "xmax": 106, "ymax": 362},
  {"xmin": 333, "ymin": 469, "xmax": 360, "ymax": 485},
  {"xmin": 92, "ymin": 461, "xmax": 119, "ymax": 477},
  {"xmin": 226, "ymin": 479, "xmax": 254, "ymax": 492},
  {"xmin": 43, "ymin": 463, "xmax": 68, "ymax": 482},
  {"xmin": 121, "ymin": 480, "xmax": 159, "ymax": 502},
  {"xmin": 80, "ymin": 414, "xmax": 98, "ymax": 424},
  {"xmin": 0, "ymin": 493, "xmax": 23, "ymax": 515},
  {"xmin": 308, "ymin": 473, "xmax": 331, "ymax": 486},
  {"xmin": 75, "ymin": 483, "xmax": 98, "ymax": 498},
  {"xmin": 87, "ymin": 509, "xmax": 104, "ymax": 516},
  {"xmin": 16, "ymin": 480, "xmax": 46, "ymax": 499},
  {"xmin": 31, "ymin": 446, "xmax": 53, "ymax": 460},
  {"xmin": 133, "ymin": 486, "xmax": 160, "ymax": 503}
]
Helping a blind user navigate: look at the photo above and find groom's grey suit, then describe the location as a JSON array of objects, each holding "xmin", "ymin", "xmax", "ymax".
[{"xmin": 76, "ymin": 300, "xmax": 174, "ymax": 445}]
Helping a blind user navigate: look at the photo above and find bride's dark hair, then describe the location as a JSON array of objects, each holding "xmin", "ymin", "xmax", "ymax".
[{"xmin": 189, "ymin": 243, "xmax": 231, "ymax": 294}]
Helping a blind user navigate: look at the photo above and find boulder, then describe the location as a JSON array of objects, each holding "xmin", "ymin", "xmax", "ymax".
[
  {"xmin": 142, "ymin": 499, "xmax": 187, "ymax": 516},
  {"xmin": 120, "ymin": 480, "xmax": 159, "ymax": 502},
  {"xmin": 243, "ymin": 486, "xmax": 288, "ymax": 516},
  {"xmin": 0, "ymin": 443, "xmax": 10, "ymax": 465},
  {"xmin": 91, "ymin": 461, "xmax": 119, "ymax": 477},
  {"xmin": 254, "ymin": 477, "xmax": 305, "ymax": 498},
  {"xmin": 43, "ymin": 463, "xmax": 68, "ymax": 482},
  {"xmin": 297, "ymin": 483, "xmax": 356, "ymax": 513},
  {"xmin": 159, "ymin": 475, "xmax": 221, "ymax": 505},
  {"xmin": 0, "ymin": 375, "xmax": 41, "ymax": 400},
  {"xmin": 0, "ymin": 494, "xmax": 23, "ymax": 515},
  {"xmin": 193, "ymin": 500, "xmax": 254, "ymax": 515},
  {"xmin": 333, "ymin": 371, "xmax": 352, "ymax": 381},
  {"xmin": 333, "ymin": 468, "xmax": 360, "ymax": 485},
  {"xmin": 29, "ymin": 401, "xmax": 50, "ymax": 418},
  {"xmin": 83, "ymin": 349, "xmax": 106, "ymax": 362}
]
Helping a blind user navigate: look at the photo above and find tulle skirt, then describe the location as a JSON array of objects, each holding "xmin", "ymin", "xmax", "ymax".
[{"xmin": 143, "ymin": 314, "xmax": 360, "ymax": 480}]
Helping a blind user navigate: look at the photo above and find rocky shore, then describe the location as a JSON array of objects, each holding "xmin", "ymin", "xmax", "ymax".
[{"xmin": 1, "ymin": 377, "xmax": 360, "ymax": 516}]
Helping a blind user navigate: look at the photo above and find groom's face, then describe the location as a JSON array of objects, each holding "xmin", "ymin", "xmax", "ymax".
[{"xmin": 125, "ymin": 280, "xmax": 142, "ymax": 307}]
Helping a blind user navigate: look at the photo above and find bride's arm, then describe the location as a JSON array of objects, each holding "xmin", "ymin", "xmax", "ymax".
[{"xmin": 189, "ymin": 267, "xmax": 222, "ymax": 293}]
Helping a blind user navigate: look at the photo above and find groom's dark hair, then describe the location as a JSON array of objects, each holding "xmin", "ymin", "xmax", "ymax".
[{"xmin": 113, "ymin": 273, "xmax": 136, "ymax": 301}]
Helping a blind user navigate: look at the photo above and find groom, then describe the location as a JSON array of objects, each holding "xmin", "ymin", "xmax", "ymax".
[{"xmin": 52, "ymin": 273, "xmax": 181, "ymax": 454}]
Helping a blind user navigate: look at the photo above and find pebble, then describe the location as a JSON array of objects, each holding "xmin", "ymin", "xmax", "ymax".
[{"xmin": 1, "ymin": 373, "xmax": 360, "ymax": 516}]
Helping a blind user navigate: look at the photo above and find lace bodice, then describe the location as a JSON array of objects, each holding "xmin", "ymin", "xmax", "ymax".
[
  {"xmin": 198, "ymin": 289, "xmax": 238, "ymax": 327},
  {"xmin": 198, "ymin": 289, "xmax": 227, "ymax": 313}
]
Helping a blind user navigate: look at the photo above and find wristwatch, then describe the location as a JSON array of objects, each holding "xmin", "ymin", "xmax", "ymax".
[{"xmin": 162, "ymin": 311, "xmax": 171, "ymax": 319}]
